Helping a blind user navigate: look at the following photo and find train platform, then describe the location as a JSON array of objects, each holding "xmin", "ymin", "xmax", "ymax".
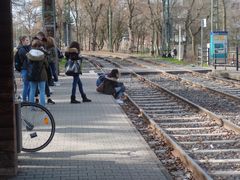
[
  {"xmin": 210, "ymin": 67, "xmax": 240, "ymax": 81},
  {"xmin": 9, "ymin": 72, "xmax": 171, "ymax": 180}
]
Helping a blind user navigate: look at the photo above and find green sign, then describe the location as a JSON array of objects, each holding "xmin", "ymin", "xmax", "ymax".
[{"xmin": 210, "ymin": 31, "xmax": 228, "ymax": 64}]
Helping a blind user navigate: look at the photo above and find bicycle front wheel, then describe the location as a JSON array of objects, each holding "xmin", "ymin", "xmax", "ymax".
[{"xmin": 21, "ymin": 102, "xmax": 55, "ymax": 152}]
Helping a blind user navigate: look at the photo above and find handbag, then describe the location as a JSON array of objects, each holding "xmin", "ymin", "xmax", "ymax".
[
  {"xmin": 65, "ymin": 59, "xmax": 81, "ymax": 76},
  {"xmin": 96, "ymin": 82, "xmax": 104, "ymax": 93}
]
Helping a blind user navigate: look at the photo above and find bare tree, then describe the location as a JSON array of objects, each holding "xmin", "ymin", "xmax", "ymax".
[
  {"xmin": 82, "ymin": 0, "xmax": 103, "ymax": 51},
  {"xmin": 13, "ymin": 0, "xmax": 41, "ymax": 37},
  {"xmin": 147, "ymin": 0, "xmax": 163, "ymax": 56},
  {"xmin": 221, "ymin": 0, "xmax": 226, "ymax": 31},
  {"xmin": 126, "ymin": 0, "xmax": 135, "ymax": 53}
]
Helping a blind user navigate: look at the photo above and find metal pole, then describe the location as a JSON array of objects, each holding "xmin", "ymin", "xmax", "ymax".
[
  {"xmin": 211, "ymin": 0, "xmax": 213, "ymax": 32},
  {"xmin": 237, "ymin": 46, "xmax": 239, "ymax": 71},
  {"xmin": 201, "ymin": 20, "xmax": 203, "ymax": 66},
  {"xmin": 208, "ymin": 48, "xmax": 210, "ymax": 65},
  {"xmin": 178, "ymin": 25, "xmax": 181, "ymax": 61},
  {"xmin": 66, "ymin": 23, "xmax": 69, "ymax": 46},
  {"xmin": 108, "ymin": 2, "xmax": 113, "ymax": 52}
]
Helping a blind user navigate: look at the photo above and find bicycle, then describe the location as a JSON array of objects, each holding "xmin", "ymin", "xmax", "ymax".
[
  {"xmin": 14, "ymin": 69, "xmax": 55, "ymax": 152},
  {"xmin": 20, "ymin": 101, "xmax": 55, "ymax": 152}
]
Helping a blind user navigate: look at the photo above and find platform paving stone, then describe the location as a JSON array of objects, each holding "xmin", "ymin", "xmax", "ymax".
[{"xmin": 8, "ymin": 72, "xmax": 171, "ymax": 180}]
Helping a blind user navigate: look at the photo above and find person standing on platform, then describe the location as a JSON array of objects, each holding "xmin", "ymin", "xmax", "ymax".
[
  {"xmin": 27, "ymin": 39, "xmax": 48, "ymax": 106},
  {"xmin": 65, "ymin": 41, "xmax": 92, "ymax": 104},
  {"xmin": 34, "ymin": 32, "xmax": 55, "ymax": 104},
  {"xmin": 15, "ymin": 35, "xmax": 31, "ymax": 101}
]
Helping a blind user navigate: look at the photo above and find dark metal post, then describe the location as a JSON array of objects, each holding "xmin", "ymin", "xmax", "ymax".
[
  {"xmin": 236, "ymin": 46, "xmax": 239, "ymax": 71},
  {"xmin": 207, "ymin": 48, "xmax": 210, "ymax": 65},
  {"xmin": 214, "ymin": 53, "xmax": 216, "ymax": 70},
  {"xmin": 0, "ymin": 1, "xmax": 18, "ymax": 176},
  {"xmin": 108, "ymin": 0, "xmax": 113, "ymax": 52}
]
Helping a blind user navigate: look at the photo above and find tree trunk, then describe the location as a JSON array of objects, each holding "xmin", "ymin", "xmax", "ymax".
[
  {"xmin": 191, "ymin": 35, "xmax": 196, "ymax": 58},
  {"xmin": 91, "ymin": 21, "xmax": 97, "ymax": 51},
  {"xmin": 128, "ymin": 26, "xmax": 134, "ymax": 53},
  {"xmin": 151, "ymin": 27, "xmax": 155, "ymax": 56},
  {"xmin": 221, "ymin": 0, "xmax": 226, "ymax": 31}
]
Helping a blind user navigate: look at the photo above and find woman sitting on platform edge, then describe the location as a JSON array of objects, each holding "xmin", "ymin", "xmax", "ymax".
[
  {"xmin": 96, "ymin": 69, "xmax": 125, "ymax": 104},
  {"xmin": 65, "ymin": 41, "xmax": 91, "ymax": 103}
]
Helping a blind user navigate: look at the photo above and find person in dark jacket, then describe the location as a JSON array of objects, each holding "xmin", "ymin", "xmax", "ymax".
[
  {"xmin": 17, "ymin": 35, "xmax": 31, "ymax": 101},
  {"xmin": 65, "ymin": 41, "xmax": 91, "ymax": 103},
  {"xmin": 27, "ymin": 39, "xmax": 48, "ymax": 106},
  {"xmin": 33, "ymin": 32, "xmax": 55, "ymax": 104},
  {"xmin": 97, "ymin": 69, "xmax": 125, "ymax": 104}
]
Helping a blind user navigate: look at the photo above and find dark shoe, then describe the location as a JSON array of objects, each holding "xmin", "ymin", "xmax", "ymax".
[
  {"xmin": 71, "ymin": 95, "xmax": 81, "ymax": 104},
  {"xmin": 71, "ymin": 99, "xmax": 81, "ymax": 103},
  {"xmin": 47, "ymin": 98, "xmax": 55, "ymax": 104},
  {"xmin": 82, "ymin": 97, "xmax": 91, "ymax": 102},
  {"xmin": 35, "ymin": 98, "xmax": 39, "ymax": 104}
]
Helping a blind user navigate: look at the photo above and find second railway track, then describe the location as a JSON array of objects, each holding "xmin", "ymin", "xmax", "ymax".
[
  {"xmin": 123, "ymin": 73, "xmax": 240, "ymax": 180},
  {"xmin": 86, "ymin": 55, "xmax": 240, "ymax": 180}
]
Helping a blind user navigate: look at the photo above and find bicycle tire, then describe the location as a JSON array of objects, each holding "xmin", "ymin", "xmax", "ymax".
[{"xmin": 21, "ymin": 102, "xmax": 55, "ymax": 152}]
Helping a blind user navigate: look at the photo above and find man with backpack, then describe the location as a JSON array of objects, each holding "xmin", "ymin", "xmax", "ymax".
[{"xmin": 15, "ymin": 35, "xmax": 31, "ymax": 101}]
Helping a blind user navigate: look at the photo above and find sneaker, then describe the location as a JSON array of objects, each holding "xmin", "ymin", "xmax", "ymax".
[
  {"xmin": 115, "ymin": 99, "xmax": 124, "ymax": 104},
  {"xmin": 17, "ymin": 95, "xmax": 22, "ymax": 101},
  {"xmin": 35, "ymin": 98, "xmax": 39, "ymax": 104},
  {"xmin": 47, "ymin": 98, "xmax": 55, "ymax": 104},
  {"xmin": 71, "ymin": 99, "xmax": 81, "ymax": 104}
]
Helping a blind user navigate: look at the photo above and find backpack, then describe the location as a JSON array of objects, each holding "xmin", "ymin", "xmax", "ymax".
[
  {"xmin": 14, "ymin": 46, "xmax": 30, "ymax": 72},
  {"xmin": 27, "ymin": 61, "xmax": 44, "ymax": 81},
  {"xmin": 14, "ymin": 49, "xmax": 22, "ymax": 72}
]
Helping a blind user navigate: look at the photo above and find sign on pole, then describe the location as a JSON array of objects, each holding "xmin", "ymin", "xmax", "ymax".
[
  {"xmin": 201, "ymin": 19, "xmax": 207, "ymax": 28},
  {"xmin": 42, "ymin": 0, "xmax": 56, "ymax": 37},
  {"xmin": 210, "ymin": 31, "xmax": 228, "ymax": 64},
  {"xmin": 201, "ymin": 19, "xmax": 207, "ymax": 66}
]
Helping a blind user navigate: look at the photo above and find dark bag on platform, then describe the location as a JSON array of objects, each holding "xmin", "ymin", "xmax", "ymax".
[
  {"xmin": 65, "ymin": 60, "xmax": 81, "ymax": 76},
  {"xmin": 96, "ymin": 82, "xmax": 104, "ymax": 93}
]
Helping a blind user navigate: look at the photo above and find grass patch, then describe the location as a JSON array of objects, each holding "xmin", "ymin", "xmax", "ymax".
[
  {"xmin": 59, "ymin": 58, "xmax": 67, "ymax": 72},
  {"xmin": 135, "ymin": 54, "xmax": 187, "ymax": 65}
]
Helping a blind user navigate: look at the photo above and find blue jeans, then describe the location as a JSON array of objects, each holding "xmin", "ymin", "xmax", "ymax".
[
  {"xmin": 114, "ymin": 84, "xmax": 125, "ymax": 99},
  {"xmin": 21, "ymin": 69, "xmax": 30, "ymax": 101},
  {"xmin": 49, "ymin": 62, "xmax": 58, "ymax": 82},
  {"xmin": 29, "ymin": 81, "xmax": 46, "ymax": 106},
  {"xmin": 72, "ymin": 75, "xmax": 86, "ymax": 98}
]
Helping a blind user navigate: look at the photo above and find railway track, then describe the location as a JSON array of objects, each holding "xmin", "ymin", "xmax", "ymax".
[
  {"xmin": 176, "ymin": 71, "xmax": 240, "ymax": 99},
  {"xmin": 123, "ymin": 73, "xmax": 240, "ymax": 180},
  {"xmin": 142, "ymin": 72, "xmax": 240, "ymax": 128},
  {"xmin": 97, "ymin": 55, "xmax": 240, "ymax": 127},
  {"xmin": 87, "ymin": 55, "xmax": 240, "ymax": 180}
]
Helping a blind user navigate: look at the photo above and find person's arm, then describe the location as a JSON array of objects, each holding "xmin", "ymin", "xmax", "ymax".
[{"xmin": 18, "ymin": 48, "xmax": 27, "ymax": 64}]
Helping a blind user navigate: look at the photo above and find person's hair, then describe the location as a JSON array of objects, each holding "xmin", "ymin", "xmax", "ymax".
[
  {"xmin": 31, "ymin": 39, "xmax": 43, "ymax": 48},
  {"xmin": 46, "ymin": 36, "xmax": 55, "ymax": 49},
  {"xmin": 19, "ymin": 35, "xmax": 28, "ymax": 45},
  {"xmin": 69, "ymin": 41, "xmax": 80, "ymax": 53},
  {"xmin": 108, "ymin": 69, "xmax": 119, "ymax": 78},
  {"xmin": 36, "ymin": 31, "xmax": 47, "ymax": 42},
  {"xmin": 37, "ymin": 31, "xmax": 46, "ymax": 38}
]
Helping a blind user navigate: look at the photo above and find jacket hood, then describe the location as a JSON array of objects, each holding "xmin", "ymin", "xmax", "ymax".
[
  {"xmin": 26, "ymin": 49, "xmax": 45, "ymax": 61},
  {"xmin": 65, "ymin": 47, "xmax": 78, "ymax": 54}
]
